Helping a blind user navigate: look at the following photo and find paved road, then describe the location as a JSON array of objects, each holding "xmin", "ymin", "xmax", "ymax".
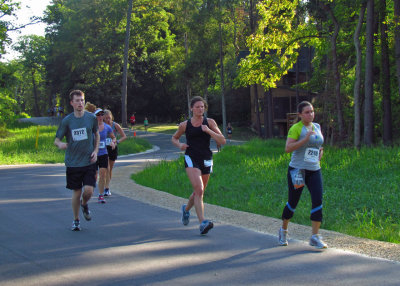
[{"xmin": 1, "ymin": 131, "xmax": 399, "ymax": 286}]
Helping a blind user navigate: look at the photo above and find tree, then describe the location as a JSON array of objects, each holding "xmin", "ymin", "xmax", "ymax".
[
  {"xmin": 320, "ymin": 2, "xmax": 345, "ymax": 140},
  {"xmin": 121, "ymin": 0, "xmax": 133, "ymax": 128},
  {"xmin": 394, "ymin": 0, "xmax": 400, "ymax": 96},
  {"xmin": 236, "ymin": 0, "xmax": 309, "ymax": 137},
  {"xmin": 14, "ymin": 35, "xmax": 49, "ymax": 117},
  {"xmin": 237, "ymin": 0, "xmax": 307, "ymax": 90},
  {"xmin": 379, "ymin": 0, "xmax": 392, "ymax": 146},
  {"xmin": 44, "ymin": 0, "xmax": 175, "ymax": 121},
  {"xmin": 0, "ymin": 0, "xmax": 19, "ymax": 56},
  {"xmin": 0, "ymin": 61, "xmax": 19, "ymax": 125},
  {"xmin": 353, "ymin": 2, "xmax": 366, "ymax": 149},
  {"xmin": 364, "ymin": 0, "xmax": 374, "ymax": 146}
]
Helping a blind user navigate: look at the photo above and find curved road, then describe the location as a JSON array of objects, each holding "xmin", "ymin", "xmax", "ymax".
[{"xmin": 0, "ymin": 131, "xmax": 399, "ymax": 286}]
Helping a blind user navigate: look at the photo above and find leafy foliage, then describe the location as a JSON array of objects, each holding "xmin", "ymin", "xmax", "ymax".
[
  {"xmin": 237, "ymin": 0, "xmax": 308, "ymax": 89},
  {"xmin": 0, "ymin": 0, "xmax": 19, "ymax": 55}
]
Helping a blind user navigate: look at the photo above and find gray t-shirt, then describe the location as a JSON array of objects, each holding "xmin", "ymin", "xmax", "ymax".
[
  {"xmin": 288, "ymin": 121, "xmax": 324, "ymax": 171},
  {"xmin": 56, "ymin": 111, "xmax": 98, "ymax": 167}
]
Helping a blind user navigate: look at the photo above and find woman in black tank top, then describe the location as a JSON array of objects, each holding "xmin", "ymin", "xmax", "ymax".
[{"xmin": 172, "ymin": 96, "xmax": 226, "ymax": 235}]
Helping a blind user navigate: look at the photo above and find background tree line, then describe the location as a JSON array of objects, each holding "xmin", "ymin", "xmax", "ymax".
[{"xmin": 1, "ymin": 0, "xmax": 399, "ymax": 146}]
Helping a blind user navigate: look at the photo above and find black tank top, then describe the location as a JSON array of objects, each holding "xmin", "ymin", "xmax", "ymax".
[{"xmin": 185, "ymin": 117, "xmax": 212, "ymax": 159}]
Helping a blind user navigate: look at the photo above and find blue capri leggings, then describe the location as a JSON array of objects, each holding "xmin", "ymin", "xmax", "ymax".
[{"xmin": 282, "ymin": 167, "xmax": 323, "ymax": 222}]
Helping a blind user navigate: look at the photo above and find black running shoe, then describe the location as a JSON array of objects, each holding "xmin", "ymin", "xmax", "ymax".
[
  {"xmin": 81, "ymin": 203, "xmax": 91, "ymax": 221},
  {"xmin": 71, "ymin": 220, "xmax": 81, "ymax": 231},
  {"xmin": 199, "ymin": 220, "xmax": 214, "ymax": 235}
]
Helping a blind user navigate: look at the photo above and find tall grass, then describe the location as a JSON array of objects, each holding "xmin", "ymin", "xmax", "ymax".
[
  {"xmin": 0, "ymin": 123, "xmax": 152, "ymax": 165},
  {"xmin": 132, "ymin": 138, "xmax": 400, "ymax": 243}
]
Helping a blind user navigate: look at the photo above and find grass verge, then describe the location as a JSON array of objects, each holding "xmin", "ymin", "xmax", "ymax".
[{"xmin": 132, "ymin": 138, "xmax": 400, "ymax": 243}]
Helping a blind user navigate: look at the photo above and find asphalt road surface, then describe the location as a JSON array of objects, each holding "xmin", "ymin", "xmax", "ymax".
[{"xmin": 1, "ymin": 131, "xmax": 399, "ymax": 286}]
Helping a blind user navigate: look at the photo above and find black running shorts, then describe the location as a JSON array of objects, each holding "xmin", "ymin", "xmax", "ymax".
[
  {"xmin": 66, "ymin": 164, "xmax": 96, "ymax": 190},
  {"xmin": 107, "ymin": 145, "xmax": 118, "ymax": 161},
  {"xmin": 96, "ymin": 154, "xmax": 109, "ymax": 169},
  {"xmin": 184, "ymin": 155, "xmax": 213, "ymax": 175}
]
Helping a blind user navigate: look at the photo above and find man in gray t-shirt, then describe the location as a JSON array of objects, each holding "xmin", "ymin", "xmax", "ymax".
[{"xmin": 54, "ymin": 90, "xmax": 99, "ymax": 231}]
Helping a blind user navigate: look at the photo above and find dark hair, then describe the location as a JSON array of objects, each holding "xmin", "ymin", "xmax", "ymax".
[
  {"xmin": 297, "ymin": 101, "xmax": 312, "ymax": 113},
  {"xmin": 190, "ymin": 96, "xmax": 208, "ymax": 110},
  {"xmin": 69, "ymin": 90, "xmax": 84, "ymax": 101}
]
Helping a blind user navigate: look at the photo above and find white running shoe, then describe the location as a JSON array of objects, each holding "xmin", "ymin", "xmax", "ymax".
[
  {"xmin": 309, "ymin": 234, "xmax": 328, "ymax": 249},
  {"xmin": 278, "ymin": 227, "xmax": 288, "ymax": 246}
]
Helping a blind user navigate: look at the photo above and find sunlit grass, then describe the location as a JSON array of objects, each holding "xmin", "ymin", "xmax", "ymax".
[
  {"xmin": 132, "ymin": 138, "xmax": 400, "ymax": 243},
  {"xmin": 0, "ymin": 123, "xmax": 152, "ymax": 165},
  {"xmin": 134, "ymin": 124, "xmax": 178, "ymax": 134}
]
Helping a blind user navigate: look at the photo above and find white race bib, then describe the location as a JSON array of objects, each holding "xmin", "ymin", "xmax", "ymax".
[
  {"xmin": 106, "ymin": 138, "xmax": 112, "ymax": 145},
  {"xmin": 304, "ymin": 148, "xmax": 319, "ymax": 163},
  {"xmin": 99, "ymin": 141, "xmax": 106, "ymax": 149},
  {"xmin": 204, "ymin": 160, "xmax": 213, "ymax": 167},
  {"xmin": 71, "ymin": 128, "xmax": 88, "ymax": 141}
]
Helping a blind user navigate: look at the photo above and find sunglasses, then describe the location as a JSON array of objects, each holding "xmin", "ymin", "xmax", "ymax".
[{"xmin": 96, "ymin": 113, "xmax": 104, "ymax": 116}]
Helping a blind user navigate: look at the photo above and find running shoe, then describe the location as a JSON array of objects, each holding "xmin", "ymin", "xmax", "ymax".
[
  {"xmin": 98, "ymin": 195, "xmax": 106, "ymax": 204},
  {"xmin": 81, "ymin": 202, "xmax": 91, "ymax": 221},
  {"xmin": 104, "ymin": 188, "xmax": 111, "ymax": 196},
  {"xmin": 71, "ymin": 220, "xmax": 81, "ymax": 231},
  {"xmin": 181, "ymin": 204, "xmax": 190, "ymax": 225},
  {"xmin": 278, "ymin": 227, "xmax": 288, "ymax": 246},
  {"xmin": 199, "ymin": 220, "xmax": 214, "ymax": 235},
  {"xmin": 309, "ymin": 234, "xmax": 328, "ymax": 249}
]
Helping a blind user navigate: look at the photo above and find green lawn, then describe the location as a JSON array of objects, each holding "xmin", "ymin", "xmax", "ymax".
[
  {"xmin": 0, "ymin": 122, "xmax": 151, "ymax": 165},
  {"xmin": 132, "ymin": 138, "xmax": 400, "ymax": 243}
]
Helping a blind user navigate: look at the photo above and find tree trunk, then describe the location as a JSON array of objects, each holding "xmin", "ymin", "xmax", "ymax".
[
  {"xmin": 253, "ymin": 85, "xmax": 261, "ymax": 136},
  {"xmin": 264, "ymin": 89, "xmax": 273, "ymax": 138},
  {"xmin": 364, "ymin": 0, "xmax": 374, "ymax": 146},
  {"xmin": 249, "ymin": 0, "xmax": 256, "ymax": 33},
  {"xmin": 31, "ymin": 70, "xmax": 40, "ymax": 117},
  {"xmin": 326, "ymin": 4, "xmax": 345, "ymax": 140},
  {"xmin": 184, "ymin": 32, "xmax": 191, "ymax": 118},
  {"xmin": 379, "ymin": 0, "xmax": 393, "ymax": 146},
  {"xmin": 121, "ymin": 0, "xmax": 133, "ymax": 128},
  {"xmin": 394, "ymin": 0, "xmax": 400, "ymax": 96},
  {"xmin": 219, "ymin": 21, "xmax": 227, "ymax": 137},
  {"xmin": 353, "ymin": 3, "xmax": 366, "ymax": 149},
  {"xmin": 203, "ymin": 66, "xmax": 209, "ymax": 117},
  {"xmin": 204, "ymin": 67, "xmax": 209, "ymax": 103}
]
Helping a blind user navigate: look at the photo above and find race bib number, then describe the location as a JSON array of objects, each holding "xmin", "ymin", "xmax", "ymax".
[
  {"xmin": 106, "ymin": 138, "xmax": 112, "ymax": 145},
  {"xmin": 304, "ymin": 148, "xmax": 319, "ymax": 163},
  {"xmin": 99, "ymin": 141, "xmax": 106, "ymax": 149},
  {"xmin": 204, "ymin": 160, "xmax": 213, "ymax": 167},
  {"xmin": 71, "ymin": 128, "xmax": 88, "ymax": 141}
]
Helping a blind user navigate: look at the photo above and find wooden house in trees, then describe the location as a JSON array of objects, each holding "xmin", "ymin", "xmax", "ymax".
[{"xmin": 250, "ymin": 47, "xmax": 316, "ymax": 137}]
